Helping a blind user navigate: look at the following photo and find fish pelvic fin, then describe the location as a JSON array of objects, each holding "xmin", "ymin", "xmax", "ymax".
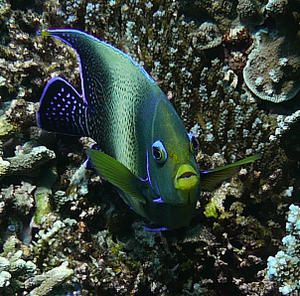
[
  {"xmin": 37, "ymin": 77, "xmax": 90, "ymax": 136},
  {"xmin": 87, "ymin": 149, "xmax": 147, "ymax": 205},
  {"xmin": 200, "ymin": 155, "xmax": 260, "ymax": 191}
]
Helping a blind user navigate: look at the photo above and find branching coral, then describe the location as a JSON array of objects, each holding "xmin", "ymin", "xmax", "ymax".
[
  {"xmin": 5, "ymin": 99, "xmax": 39, "ymax": 129},
  {"xmin": 25, "ymin": 262, "xmax": 73, "ymax": 296},
  {"xmin": 0, "ymin": 235, "xmax": 73, "ymax": 295},
  {"xmin": 0, "ymin": 0, "xmax": 78, "ymax": 104},
  {"xmin": 0, "ymin": 236, "xmax": 37, "ymax": 292},
  {"xmin": 267, "ymin": 204, "xmax": 300, "ymax": 295}
]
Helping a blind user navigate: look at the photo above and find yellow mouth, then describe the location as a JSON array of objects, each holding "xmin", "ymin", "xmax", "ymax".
[{"xmin": 174, "ymin": 164, "xmax": 199, "ymax": 191}]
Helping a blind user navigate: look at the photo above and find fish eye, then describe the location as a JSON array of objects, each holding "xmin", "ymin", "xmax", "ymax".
[
  {"xmin": 188, "ymin": 132, "xmax": 199, "ymax": 152},
  {"xmin": 152, "ymin": 140, "xmax": 168, "ymax": 163}
]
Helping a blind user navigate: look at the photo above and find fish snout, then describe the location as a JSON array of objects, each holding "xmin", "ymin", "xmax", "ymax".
[{"xmin": 174, "ymin": 164, "xmax": 199, "ymax": 191}]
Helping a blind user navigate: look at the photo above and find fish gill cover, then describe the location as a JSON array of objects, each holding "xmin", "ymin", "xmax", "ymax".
[{"xmin": 0, "ymin": 0, "xmax": 299, "ymax": 295}]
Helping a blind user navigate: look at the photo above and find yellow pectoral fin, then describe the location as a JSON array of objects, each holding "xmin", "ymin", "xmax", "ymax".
[{"xmin": 200, "ymin": 154, "xmax": 260, "ymax": 191}]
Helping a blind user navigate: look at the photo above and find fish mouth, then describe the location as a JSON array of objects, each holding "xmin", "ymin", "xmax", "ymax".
[
  {"xmin": 174, "ymin": 164, "xmax": 199, "ymax": 191},
  {"xmin": 178, "ymin": 171, "xmax": 197, "ymax": 179}
]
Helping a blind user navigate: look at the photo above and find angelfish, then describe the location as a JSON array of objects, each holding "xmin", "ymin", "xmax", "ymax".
[{"xmin": 37, "ymin": 29, "xmax": 258, "ymax": 230}]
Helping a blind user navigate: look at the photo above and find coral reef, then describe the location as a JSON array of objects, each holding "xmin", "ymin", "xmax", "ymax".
[
  {"xmin": 243, "ymin": 30, "xmax": 300, "ymax": 103},
  {"xmin": 0, "ymin": 145, "xmax": 55, "ymax": 178},
  {"xmin": 267, "ymin": 204, "xmax": 300, "ymax": 295},
  {"xmin": 25, "ymin": 262, "xmax": 73, "ymax": 296},
  {"xmin": 0, "ymin": 115, "xmax": 18, "ymax": 139},
  {"xmin": 0, "ymin": 236, "xmax": 36, "ymax": 292},
  {"xmin": 0, "ymin": 234, "xmax": 74, "ymax": 295},
  {"xmin": 190, "ymin": 22, "xmax": 223, "ymax": 50},
  {"xmin": 264, "ymin": 0, "xmax": 290, "ymax": 18},
  {"xmin": 237, "ymin": 0, "xmax": 264, "ymax": 25},
  {"xmin": 0, "ymin": 0, "xmax": 299, "ymax": 295},
  {"xmin": 0, "ymin": 181, "xmax": 35, "ymax": 215}
]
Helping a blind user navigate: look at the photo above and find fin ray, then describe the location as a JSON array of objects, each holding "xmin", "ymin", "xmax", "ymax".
[
  {"xmin": 200, "ymin": 155, "xmax": 260, "ymax": 191},
  {"xmin": 87, "ymin": 149, "xmax": 146, "ymax": 204}
]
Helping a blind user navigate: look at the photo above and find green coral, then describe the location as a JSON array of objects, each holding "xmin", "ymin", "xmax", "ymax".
[
  {"xmin": 204, "ymin": 200, "xmax": 219, "ymax": 219},
  {"xmin": 0, "ymin": 115, "xmax": 18, "ymax": 138},
  {"xmin": 33, "ymin": 189, "xmax": 52, "ymax": 226}
]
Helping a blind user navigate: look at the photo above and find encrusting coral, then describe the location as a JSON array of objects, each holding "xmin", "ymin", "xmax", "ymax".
[
  {"xmin": 0, "ymin": 0, "xmax": 299, "ymax": 295},
  {"xmin": 243, "ymin": 30, "xmax": 300, "ymax": 103},
  {"xmin": 0, "ymin": 145, "xmax": 55, "ymax": 178}
]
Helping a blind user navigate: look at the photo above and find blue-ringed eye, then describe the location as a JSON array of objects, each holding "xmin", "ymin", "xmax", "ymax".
[
  {"xmin": 152, "ymin": 140, "xmax": 168, "ymax": 163},
  {"xmin": 188, "ymin": 132, "xmax": 199, "ymax": 152}
]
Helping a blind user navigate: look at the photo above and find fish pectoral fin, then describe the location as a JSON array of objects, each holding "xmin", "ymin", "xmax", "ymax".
[
  {"xmin": 37, "ymin": 77, "xmax": 89, "ymax": 136},
  {"xmin": 200, "ymin": 155, "xmax": 260, "ymax": 191},
  {"xmin": 87, "ymin": 149, "xmax": 146, "ymax": 204}
]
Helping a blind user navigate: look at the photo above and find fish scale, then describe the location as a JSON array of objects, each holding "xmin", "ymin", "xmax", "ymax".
[
  {"xmin": 86, "ymin": 35, "xmax": 153, "ymax": 175},
  {"xmin": 45, "ymin": 30, "xmax": 154, "ymax": 176},
  {"xmin": 37, "ymin": 29, "xmax": 259, "ymax": 230}
]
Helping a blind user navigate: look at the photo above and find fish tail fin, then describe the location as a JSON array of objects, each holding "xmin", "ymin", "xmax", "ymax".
[
  {"xmin": 37, "ymin": 77, "xmax": 90, "ymax": 136},
  {"xmin": 200, "ymin": 155, "xmax": 260, "ymax": 191}
]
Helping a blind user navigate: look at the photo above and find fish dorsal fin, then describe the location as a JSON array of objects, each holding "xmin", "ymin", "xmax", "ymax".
[
  {"xmin": 39, "ymin": 29, "xmax": 157, "ymax": 108},
  {"xmin": 200, "ymin": 155, "xmax": 260, "ymax": 191},
  {"xmin": 87, "ymin": 149, "xmax": 146, "ymax": 204},
  {"xmin": 37, "ymin": 77, "xmax": 90, "ymax": 136}
]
